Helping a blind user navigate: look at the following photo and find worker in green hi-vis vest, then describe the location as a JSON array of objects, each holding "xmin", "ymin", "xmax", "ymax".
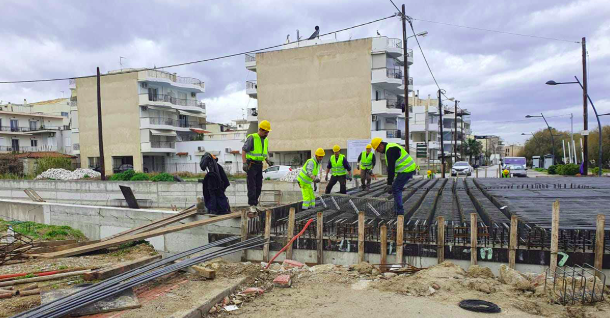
[
  {"xmin": 325, "ymin": 145, "xmax": 352, "ymax": 194},
  {"xmin": 241, "ymin": 120, "xmax": 272, "ymax": 217},
  {"xmin": 357, "ymin": 144, "xmax": 376, "ymax": 191}
]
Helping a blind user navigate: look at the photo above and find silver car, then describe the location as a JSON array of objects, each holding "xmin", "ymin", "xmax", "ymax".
[{"xmin": 451, "ymin": 161, "xmax": 472, "ymax": 176}]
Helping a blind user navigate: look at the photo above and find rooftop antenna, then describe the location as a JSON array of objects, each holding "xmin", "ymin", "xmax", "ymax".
[
  {"xmin": 119, "ymin": 56, "xmax": 126, "ymax": 71},
  {"xmin": 286, "ymin": 34, "xmax": 290, "ymax": 43}
]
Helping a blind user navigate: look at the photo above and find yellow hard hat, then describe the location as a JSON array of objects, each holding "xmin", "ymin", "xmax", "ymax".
[
  {"xmin": 371, "ymin": 137, "xmax": 383, "ymax": 150},
  {"xmin": 259, "ymin": 120, "xmax": 271, "ymax": 131},
  {"xmin": 332, "ymin": 145, "xmax": 340, "ymax": 152},
  {"xmin": 315, "ymin": 148, "xmax": 325, "ymax": 157},
  {"xmin": 427, "ymin": 170, "xmax": 432, "ymax": 175},
  {"xmin": 503, "ymin": 169, "xmax": 509, "ymax": 174},
  {"xmin": 366, "ymin": 144, "xmax": 372, "ymax": 149}
]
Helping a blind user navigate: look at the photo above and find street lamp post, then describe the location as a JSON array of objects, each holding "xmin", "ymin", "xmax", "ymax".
[
  {"xmin": 526, "ymin": 113, "xmax": 555, "ymax": 164},
  {"xmin": 546, "ymin": 76, "xmax": 604, "ymax": 176}
]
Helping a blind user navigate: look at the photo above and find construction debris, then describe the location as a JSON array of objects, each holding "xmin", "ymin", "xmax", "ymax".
[
  {"xmin": 35, "ymin": 168, "xmax": 101, "ymax": 180},
  {"xmin": 273, "ymin": 274, "xmax": 292, "ymax": 288}
]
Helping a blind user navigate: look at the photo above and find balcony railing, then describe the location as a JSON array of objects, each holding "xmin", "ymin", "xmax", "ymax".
[
  {"xmin": 151, "ymin": 141, "xmax": 175, "ymax": 149},
  {"xmin": 406, "ymin": 48, "xmax": 413, "ymax": 58},
  {"xmin": 0, "ymin": 145, "xmax": 58, "ymax": 153},
  {"xmin": 142, "ymin": 94, "xmax": 205, "ymax": 110},
  {"xmin": 69, "ymin": 101, "xmax": 77, "ymax": 107},
  {"xmin": 246, "ymin": 80, "xmax": 257, "ymax": 90},
  {"xmin": 178, "ymin": 121, "xmax": 205, "ymax": 129},
  {"xmin": 0, "ymin": 126, "xmax": 60, "ymax": 132},
  {"xmin": 149, "ymin": 117, "xmax": 176, "ymax": 126},
  {"xmin": 146, "ymin": 70, "xmax": 205, "ymax": 89},
  {"xmin": 386, "ymin": 68, "xmax": 403, "ymax": 79},
  {"xmin": 388, "ymin": 38, "xmax": 402, "ymax": 49},
  {"xmin": 385, "ymin": 99, "xmax": 402, "ymax": 109},
  {"xmin": 73, "ymin": 143, "xmax": 80, "ymax": 151},
  {"xmin": 245, "ymin": 54, "xmax": 256, "ymax": 62}
]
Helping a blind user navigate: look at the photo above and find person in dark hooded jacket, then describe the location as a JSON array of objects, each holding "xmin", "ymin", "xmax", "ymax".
[{"xmin": 199, "ymin": 153, "xmax": 231, "ymax": 214}]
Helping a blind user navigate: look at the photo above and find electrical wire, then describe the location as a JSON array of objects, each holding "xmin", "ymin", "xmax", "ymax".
[
  {"xmin": 410, "ymin": 17, "xmax": 581, "ymax": 44},
  {"xmin": 0, "ymin": 15, "xmax": 396, "ymax": 85}
]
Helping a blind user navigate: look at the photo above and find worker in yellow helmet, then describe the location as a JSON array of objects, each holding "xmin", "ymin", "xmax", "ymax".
[
  {"xmin": 297, "ymin": 148, "xmax": 325, "ymax": 210},
  {"xmin": 242, "ymin": 120, "xmax": 272, "ymax": 216},
  {"xmin": 371, "ymin": 137, "xmax": 416, "ymax": 216},
  {"xmin": 502, "ymin": 169, "xmax": 511, "ymax": 178},
  {"xmin": 427, "ymin": 170, "xmax": 434, "ymax": 179},
  {"xmin": 357, "ymin": 144, "xmax": 376, "ymax": 190},
  {"xmin": 325, "ymin": 145, "xmax": 352, "ymax": 194}
]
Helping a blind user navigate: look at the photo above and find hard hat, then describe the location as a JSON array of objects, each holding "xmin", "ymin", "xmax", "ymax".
[
  {"xmin": 332, "ymin": 145, "xmax": 340, "ymax": 152},
  {"xmin": 503, "ymin": 169, "xmax": 509, "ymax": 174},
  {"xmin": 427, "ymin": 170, "xmax": 432, "ymax": 175},
  {"xmin": 315, "ymin": 148, "xmax": 325, "ymax": 157},
  {"xmin": 366, "ymin": 144, "xmax": 372, "ymax": 149},
  {"xmin": 371, "ymin": 137, "xmax": 383, "ymax": 150},
  {"xmin": 259, "ymin": 120, "xmax": 271, "ymax": 131}
]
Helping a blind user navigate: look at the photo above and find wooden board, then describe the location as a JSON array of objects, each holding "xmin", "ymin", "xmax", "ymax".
[
  {"xmin": 36, "ymin": 212, "xmax": 241, "ymax": 259},
  {"xmin": 41, "ymin": 286, "xmax": 140, "ymax": 316}
]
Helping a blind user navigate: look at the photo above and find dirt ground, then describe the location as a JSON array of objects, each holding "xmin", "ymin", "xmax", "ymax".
[
  {"xmin": 212, "ymin": 262, "xmax": 610, "ymax": 318},
  {"xmin": 0, "ymin": 243, "xmax": 158, "ymax": 318}
]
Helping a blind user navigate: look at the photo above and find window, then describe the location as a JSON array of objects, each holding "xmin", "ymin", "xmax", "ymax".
[
  {"xmin": 30, "ymin": 139, "xmax": 38, "ymax": 147},
  {"xmin": 148, "ymin": 87, "xmax": 158, "ymax": 101},
  {"xmin": 61, "ymin": 112, "xmax": 69, "ymax": 117},
  {"xmin": 10, "ymin": 119, "xmax": 18, "ymax": 132},
  {"xmin": 385, "ymin": 118, "xmax": 396, "ymax": 124},
  {"xmin": 89, "ymin": 157, "xmax": 100, "ymax": 168},
  {"xmin": 11, "ymin": 139, "xmax": 19, "ymax": 151},
  {"xmin": 29, "ymin": 121, "xmax": 37, "ymax": 131}
]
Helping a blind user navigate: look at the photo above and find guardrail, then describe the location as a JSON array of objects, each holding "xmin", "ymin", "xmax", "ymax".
[
  {"xmin": 146, "ymin": 70, "xmax": 205, "ymax": 89},
  {"xmin": 141, "ymin": 94, "xmax": 205, "ymax": 110},
  {"xmin": 0, "ymin": 126, "xmax": 60, "ymax": 132}
]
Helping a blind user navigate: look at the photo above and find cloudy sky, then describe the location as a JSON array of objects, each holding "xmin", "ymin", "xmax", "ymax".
[{"xmin": 1, "ymin": 0, "xmax": 608, "ymax": 144}]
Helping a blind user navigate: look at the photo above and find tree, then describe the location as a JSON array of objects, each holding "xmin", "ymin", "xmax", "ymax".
[
  {"xmin": 522, "ymin": 128, "xmax": 584, "ymax": 164},
  {"xmin": 587, "ymin": 125, "xmax": 610, "ymax": 169},
  {"xmin": 465, "ymin": 139, "xmax": 483, "ymax": 165}
]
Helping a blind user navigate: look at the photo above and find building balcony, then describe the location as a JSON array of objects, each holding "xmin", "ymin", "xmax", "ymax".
[
  {"xmin": 371, "ymin": 37, "xmax": 403, "ymax": 57},
  {"xmin": 141, "ymin": 141, "xmax": 176, "ymax": 153},
  {"xmin": 398, "ymin": 76, "xmax": 414, "ymax": 93},
  {"xmin": 372, "ymin": 68, "xmax": 413, "ymax": 93},
  {"xmin": 140, "ymin": 70, "xmax": 205, "ymax": 93},
  {"xmin": 371, "ymin": 129, "xmax": 403, "ymax": 144},
  {"xmin": 0, "ymin": 145, "xmax": 58, "ymax": 153},
  {"xmin": 139, "ymin": 94, "xmax": 206, "ymax": 113},
  {"xmin": 0, "ymin": 126, "xmax": 60, "ymax": 134},
  {"xmin": 69, "ymin": 78, "xmax": 76, "ymax": 89},
  {"xmin": 141, "ymin": 117, "xmax": 206, "ymax": 131},
  {"xmin": 372, "ymin": 99, "xmax": 402, "ymax": 115},
  {"xmin": 247, "ymin": 107, "xmax": 258, "ymax": 122},
  {"xmin": 396, "ymin": 49, "xmax": 414, "ymax": 65},
  {"xmin": 246, "ymin": 80, "xmax": 257, "ymax": 98},
  {"xmin": 245, "ymin": 54, "xmax": 256, "ymax": 71}
]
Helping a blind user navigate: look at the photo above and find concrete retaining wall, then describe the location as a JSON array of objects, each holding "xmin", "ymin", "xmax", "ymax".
[
  {"xmin": 0, "ymin": 199, "xmax": 242, "ymax": 256},
  {"xmin": 0, "ymin": 179, "xmax": 312, "ymax": 209}
]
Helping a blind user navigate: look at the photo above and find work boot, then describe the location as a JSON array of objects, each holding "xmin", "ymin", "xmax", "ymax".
[{"xmin": 247, "ymin": 205, "xmax": 258, "ymax": 218}]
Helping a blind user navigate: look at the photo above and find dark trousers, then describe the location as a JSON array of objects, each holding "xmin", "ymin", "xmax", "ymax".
[
  {"xmin": 247, "ymin": 163, "xmax": 263, "ymax": 206},
  {"xmin": 393, "ymin": 171, "xmax": 415, "ymax": 215},
  {"xmin": 325, "ymin": 175, "xmax": 347, "ymax": 194}
]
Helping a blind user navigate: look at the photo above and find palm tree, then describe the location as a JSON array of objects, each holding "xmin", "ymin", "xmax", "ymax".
[{"xmin": 465, "ymin": 139, "xmax": 483, "ymax": 165}]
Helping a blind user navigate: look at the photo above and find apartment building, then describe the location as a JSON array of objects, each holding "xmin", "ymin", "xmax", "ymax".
[
  {"xmin": 244, "ymin": 36, "xmax": 413, "ymax": 171},
  {"xmin": 0, "ymin": 102, "xmax": 65, "ymax": 153},
  {"xmin": 75, "ymin": 69, "xmax": 206, "ymax": 174}
]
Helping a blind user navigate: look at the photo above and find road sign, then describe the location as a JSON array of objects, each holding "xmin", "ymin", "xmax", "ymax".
[{"xmin": 416, "ymin": 143, "xmax": 427, "ymax": 158}]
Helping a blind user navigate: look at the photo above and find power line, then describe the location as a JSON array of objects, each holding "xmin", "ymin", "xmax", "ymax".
[
  {"xmin": 410, "ymin": 17, "xmax": 580, "ymax": 44},
  {"xmin": 0, "ymin": 15, "xmax": 396, "ymax": 85}
]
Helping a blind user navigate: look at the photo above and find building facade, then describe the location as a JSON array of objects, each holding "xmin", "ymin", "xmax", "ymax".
[
  {"xmin": 245, "ymin": 36, "xmax": 413, "ymax": 173},
  {"xmin": 75, "ymin": 69, "xmax": 206, "ymax": 174},
  {"xmin": 0, "ymin": 102, "xmax": 65, "ymax": 154}
]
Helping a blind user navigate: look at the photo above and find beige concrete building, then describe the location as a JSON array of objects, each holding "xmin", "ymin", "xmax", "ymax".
[
  {"xmin": 245, "ymin": 36, "xmax": 413, "ymax": 169},
  {"xmin": 75, "ymin": 69, "xmax": 206, "ymax": 174},
  {"xmin": 0, "ymin": 102, "xmax": 65, "ymax": 154}
]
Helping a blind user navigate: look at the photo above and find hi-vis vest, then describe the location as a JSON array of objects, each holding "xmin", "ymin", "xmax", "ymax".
[
  {"xmin": 297, "ymin": 158, "xmax": 320, "ymax": 184},
  {"xmin": 245, "ymin": 133, "xmax": 268, "ymax": 161},
  {"xmin": 385, "ymin": 143, "xmax": 416, "ymax": 175},
  {"xmin": 360, "ymin": 151, "xmax": 373, "ymax": 170},
  {"xmin": 330, "ymin": 154, "xmax": 347, "ymax": 176}
]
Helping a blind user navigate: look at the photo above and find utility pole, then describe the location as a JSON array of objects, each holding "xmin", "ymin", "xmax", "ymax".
[
  {"xmin": 438, "ymin": 89, "xmax": 445, "ymax": 178},
  {"xmin": 461, "ymin": 116, "xmax": 465, "ymax": 160},
  {"xmin": 582, "ymin": 37, "xmax": 588, "ymax": 174},
  {"xmin": 401, "ymin": 4, "xmax": 410, "ymax": 152},
  {"xmin": 97, "ymin": 67, "xmax": 106, "ymax": 180},
  {"xmin": 570, "ymin": 113, "xmax": 575, "ymax": 164},
  {"xmin": 454, "ymin": 100, "xmax": 458, "ymax": 163}
]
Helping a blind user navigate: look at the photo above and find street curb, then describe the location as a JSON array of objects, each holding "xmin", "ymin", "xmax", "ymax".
[{"xmin": 170, "ymin": 277, "xmax": 247, "ymax": 318}]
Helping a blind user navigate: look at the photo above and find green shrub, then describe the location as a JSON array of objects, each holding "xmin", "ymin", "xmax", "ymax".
[
  {"xmin": 130, "ymin": 173, "xmax": 150, "ymax": 181},
  {"xmin": 109, "ymin": 169, "xmax": 136, "ymax": 181},
  {"xmin": 592, "ymin": 167, "xmax": 600, "ymax": 175},
  {"xmin": 122, "ymin": 169, "xmax": 135, "ymax": 180},
  {"xmin": 151, "ymin": 173, "xmax": 174, "ymax": 182},
  {"xmin": 558, "ymin": 164, "xmax": 579, "ymax": 176},
  {"xmin": 548, "ymin": 165, "xmax": 558, "ymax": 175},
  {"xmin": 35, "ymin": 156, "xmax": 72, "ymax": 175},
  {"xmin": 0, "ymin": 154, "xmax": 24, "ymax": 175}
]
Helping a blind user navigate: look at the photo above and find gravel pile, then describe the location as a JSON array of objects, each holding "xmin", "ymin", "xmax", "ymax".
[
  {"xmin": 36, "ymin": 168, "xmax": 101, "ymax": 180},
  {"xmin": 280, "ymin": 168, "xmax": 302, "ymax": 182}
]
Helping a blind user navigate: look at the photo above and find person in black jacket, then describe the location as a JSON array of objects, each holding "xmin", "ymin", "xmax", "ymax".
[{"xmin": 199, "ymin": 153, "xmax": 231, "ymax": 215}]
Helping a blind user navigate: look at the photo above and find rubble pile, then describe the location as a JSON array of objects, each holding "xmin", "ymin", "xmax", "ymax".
[
  {"xmin": 280, "ymin": 168, "xmax": 302, "ymax": 182},
  {"xmin": 36, "ymin": 168, "xmax": 101, "ymax": 180}
]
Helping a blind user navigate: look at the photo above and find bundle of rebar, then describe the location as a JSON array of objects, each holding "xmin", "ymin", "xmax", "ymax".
[{"xmin": 13, "ymin": 236, "xmax": 266, "ymax": 318}]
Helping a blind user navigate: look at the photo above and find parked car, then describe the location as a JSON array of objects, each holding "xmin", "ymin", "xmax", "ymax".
[
  {"xmin": 263, "ymin": 165, "xmax": 292, "ymax": 180},
  {"xmin": 451, "ymin": 161, "xmax": 472, "ymax": 176},
  {"xmin": 113, "ymin": 164, "xmax": 134, "ymax": 174},
  {"xmin": 508, "ymin": 165, "xmax": 527, "ymax": 177}
]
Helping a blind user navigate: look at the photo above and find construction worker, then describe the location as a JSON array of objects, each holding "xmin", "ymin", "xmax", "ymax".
[
  {"xmin": 325, "ymin": 145, "xmax": 352, "ymax": 194},
  {"xmin": 371, "ymin": 137, "xmax": 417, "ymax": 216},
  {"xmin": 297, "ymin": 148, "xmax": 325, "ymax": 210},
  {"xmin": 357, "ymin": 144, "xmax": 376, "ymax": 190},
  {"xmin": 427, "ymin": 170, "xmax": 434, "ymax": 179},
  {"xmin": 242, "ymin": 120, "xmax": 272, "ymax": 216},
  {"xmin": 502, "ymin": 169, "xmax": 511, "ymax": 178}
]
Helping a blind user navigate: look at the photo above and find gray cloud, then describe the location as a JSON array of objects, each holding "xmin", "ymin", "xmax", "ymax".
[{"xmin": 0, "ymin": 0, "xmax": 608, "ymax": 142}]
